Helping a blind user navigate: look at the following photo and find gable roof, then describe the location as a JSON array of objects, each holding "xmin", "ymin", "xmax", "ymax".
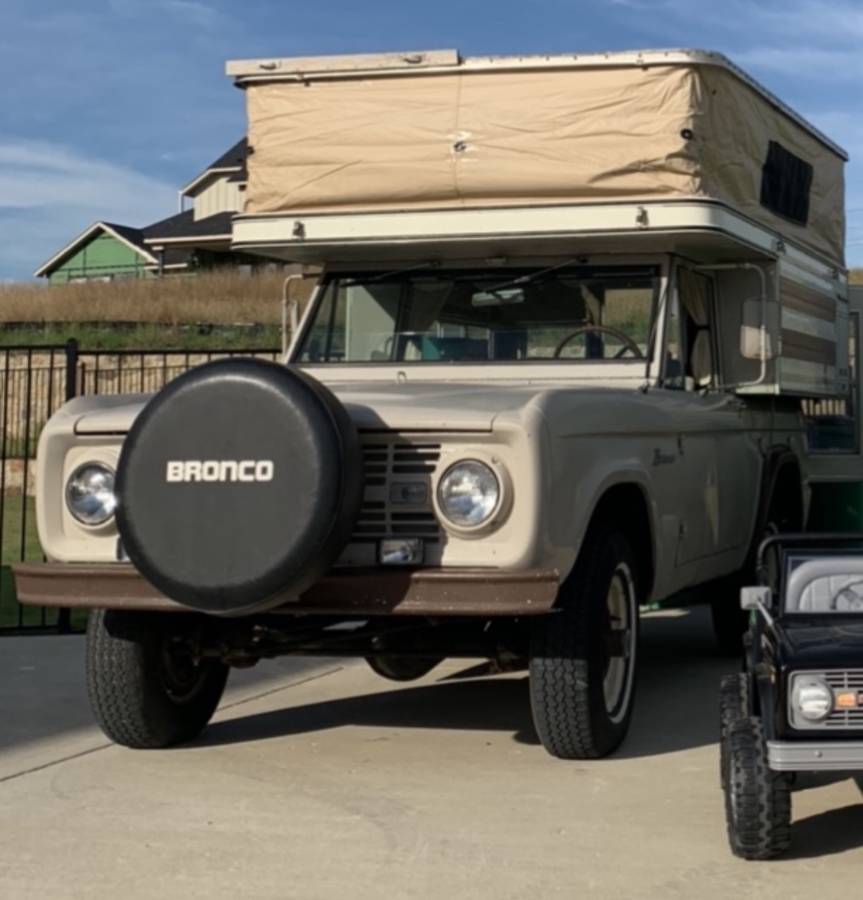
[
  {"xmin": 143, "ymin": 209, "xmax": 234, "ymax": 245},
  {"xmin": 181, "ymin": 138, "xmax": 247, "ymax": 197},
  {"xmin": 33, "ymin": 221, "xmax": 157, "ymax": 278}
]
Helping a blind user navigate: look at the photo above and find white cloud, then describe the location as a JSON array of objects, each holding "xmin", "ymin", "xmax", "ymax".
[{"xmin": 0, "ymin": 138, "xmax": 177, "ymax": 278}]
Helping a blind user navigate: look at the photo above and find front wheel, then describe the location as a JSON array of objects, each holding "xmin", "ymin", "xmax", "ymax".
[
  {"xmin": 85, "ymin": 609, "xmax": 229, "ymax": 749},
  {"xmin": 529, "ymin": 526, "xmax": 640, "ymax": 759},
  {"xmin": 722, "ymin": 717, "xmax": 791, "ymax": 859}
]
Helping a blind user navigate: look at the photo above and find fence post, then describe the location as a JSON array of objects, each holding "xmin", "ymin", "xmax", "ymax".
[
  {"xmin": 64, "ymin": 338, "xmax": 79, "ymax": 402},
  {"xmin": 57, "ymin": 339, "xmax": 79, "ymax": 634}
]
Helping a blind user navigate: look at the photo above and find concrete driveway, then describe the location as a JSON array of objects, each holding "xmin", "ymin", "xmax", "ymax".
[{"xmin": 1, "ymin": 607, "xmax": 862, "ymax": 899}]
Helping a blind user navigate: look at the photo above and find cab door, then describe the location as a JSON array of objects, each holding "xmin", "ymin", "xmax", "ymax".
[{"xmin": 655, "ymin": 264, "xmax": 760, "ymax": 569}]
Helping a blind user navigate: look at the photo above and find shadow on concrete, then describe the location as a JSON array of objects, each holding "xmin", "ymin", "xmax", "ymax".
[
  {"xmin": 0, "ymin": 634, "xmax": 336, "ymax": 755},
  {"xmin": 784, "ymin": 800, "xmax": 863, "ymax": 860},
  {"xmin": 196, "ymin": 606, "xmax": 736, "ymax": 759}
]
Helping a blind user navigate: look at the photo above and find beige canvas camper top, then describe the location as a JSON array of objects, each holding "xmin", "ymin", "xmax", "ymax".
[{"xmin": 227, "ymin": 48, "xmax": 847, "ymax": 265}]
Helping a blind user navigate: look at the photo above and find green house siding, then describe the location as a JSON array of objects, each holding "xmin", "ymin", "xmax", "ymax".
[{"xmin": 49, "ymin": 233, "xmax": 152, "ymax": 284}]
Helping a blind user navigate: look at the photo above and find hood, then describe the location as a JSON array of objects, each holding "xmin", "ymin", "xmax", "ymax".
[
  {"xmin": 70, "ymin": 381, "xmax": 554, "ymax": 435},
  {"xmin": 69, "ymin": 377, "xmax": 658, "ymax": 436},
  {"xmin": 781, "ymin": 619, "xmax": 863, "ymax": 668}
]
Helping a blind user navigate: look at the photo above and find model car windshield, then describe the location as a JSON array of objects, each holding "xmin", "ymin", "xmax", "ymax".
[
  {"xmin": 297, "ymin": 266, "xmax": 658, "ymax": 364},
  {"xmin": 784, "ymin": 552, "xmax": 863, "ymax": 614}
]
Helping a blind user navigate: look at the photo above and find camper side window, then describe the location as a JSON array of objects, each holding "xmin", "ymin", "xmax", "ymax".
[{"xmin": 662, "ymin": 269, "xmax": 716, "ymax": 390}]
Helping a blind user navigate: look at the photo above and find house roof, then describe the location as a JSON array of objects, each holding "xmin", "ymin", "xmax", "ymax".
[
  {"xmin": 33, "ymin": 221, "xmax": 157, "ymax": 278},
  {"xmin": 143, "ymin": 209, "xmax": 234, "ymax": 245},
  {"xmin": 181, "ymin": 138, "xmax": 247, "ymax": 196}
]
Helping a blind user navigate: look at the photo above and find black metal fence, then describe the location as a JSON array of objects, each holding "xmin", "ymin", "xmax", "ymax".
[{"xmin": 0, "ymin": 340, "xmax": 279, "ymax": 634}]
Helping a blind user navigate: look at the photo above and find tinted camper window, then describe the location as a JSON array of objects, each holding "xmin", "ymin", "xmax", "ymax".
[{"xmin": 760, "ymin": 141, "xmax": 813, "ymax": 226}]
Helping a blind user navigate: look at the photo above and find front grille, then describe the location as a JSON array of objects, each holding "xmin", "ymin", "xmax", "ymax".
[
  {"xmin": 352, "ymin": 438, "xmax": 442, "ymax": 542},
  {"xmin": 823, "ymin": 670, "xmax": 863, "ymax": 729}
]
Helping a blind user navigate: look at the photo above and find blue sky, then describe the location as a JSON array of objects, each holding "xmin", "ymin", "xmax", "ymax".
[{"xmin": 1, "ymin": 0, "xmax": 861, "ymax": 279}]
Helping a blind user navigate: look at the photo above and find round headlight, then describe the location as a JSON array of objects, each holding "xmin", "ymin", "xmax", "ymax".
[
  {"xmin": 437, "ymin": 460, "xmax": 501, "ymax": 529},
  {"xmin": 65, "ymin": 463, "xmax": 117, "ymax": 526},
  {"xmin": 792, "ymin": 677, "xmax": 833, "ymax": 722}
]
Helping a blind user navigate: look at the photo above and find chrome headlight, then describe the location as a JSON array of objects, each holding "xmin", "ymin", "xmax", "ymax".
[
  {"xmin": 437, "ymin": 460, "xmax": 501, "ymax": 529},
  {"xmin": 791, "ymin": 675, "xmax": 833, "ymax": 723},
  {"xmin": 65, "ymin": 463, "xmax": 117, "ymax": 526}
]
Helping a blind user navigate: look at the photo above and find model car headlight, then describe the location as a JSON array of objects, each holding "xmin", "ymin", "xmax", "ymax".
[
  {"xmin": 437, "ymin": 460, "xmax": 501, "ymax": 529},
  {"xmin": 791, "ymin": 676, "xmax": 833, "ymax": 723},
  {"xmin": 65, "ymin": 463, "xmax": 116, "ymax": 526}
]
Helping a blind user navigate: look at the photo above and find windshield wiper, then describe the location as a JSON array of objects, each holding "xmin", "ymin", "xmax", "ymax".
[{"xmin": 342, "ymin": 261, "xmax": 441, "ymax": 287}]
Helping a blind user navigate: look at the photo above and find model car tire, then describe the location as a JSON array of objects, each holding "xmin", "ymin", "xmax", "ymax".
[
  {"xmin": 529, "ymin": 524, "xmax": 640, "ymax": 759},
  {"xmin": 85, "ymin": 609, "xmax": 229, "ymax": 749},
  {"xmin": 719, "ymin": 672, "xmax": 750, "ymax": 789},
  {"xmin": 116, "ymin": 358, "xmax": 363, "ymax": 616},
  {"xmin": 365, "ymin": 655, "xmax": 444, "ymax": 682},
  {"xmin": 722, "ymin": 717, "xmax": 791, "ymax": 860}
]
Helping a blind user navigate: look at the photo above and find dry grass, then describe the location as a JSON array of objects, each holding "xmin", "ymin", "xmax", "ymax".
[
  {"xmin": 0, "ymin": 270, "xmax": 317, "ymax": 325},
  {"xmin": 0, "ymin": 266, "xmax": 858, "ymax": 328}
]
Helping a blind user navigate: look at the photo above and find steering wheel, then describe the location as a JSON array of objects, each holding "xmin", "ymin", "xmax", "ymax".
[
  {"xmin": 830, "ymin": 579, "xmax": 863, "ymax": 611},
  {"xmin": 553, "ymin": 324, "xmax": 644, "ymax": 360}
]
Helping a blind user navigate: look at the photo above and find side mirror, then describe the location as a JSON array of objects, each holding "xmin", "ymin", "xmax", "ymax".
[
  {"xmin": 740, "ymin": 299, "xmax": 779, "ymax": 360},
  {"xmin": 740, "ymin": 585, "xmax": 775, "ymax": 626},
  {"xmin": 740, "ymin": 587, "xmax": 770, "ymax": 612},
  {"xmin": 740, "ymin": 586, "xmax": 770, "ymax": 611}
]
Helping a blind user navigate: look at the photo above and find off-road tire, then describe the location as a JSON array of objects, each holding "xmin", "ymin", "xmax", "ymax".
[
  {"xmin": 719, "ymin": 672, "xmax": 750, "ymax": 788},
  {"xmin": 86, "ymin": 609, "xmax": 229, "ymax": 749},
  {"xmin": 723, "ymin": 717, "xmax": 791, "ymax": 860},
  {"xmin": 365, "ymin": 655, "xmax": 443, "ymax": 682},
  {"xmin": 529, "ymin": 525, "xmax": 640, "ymax": 759}
]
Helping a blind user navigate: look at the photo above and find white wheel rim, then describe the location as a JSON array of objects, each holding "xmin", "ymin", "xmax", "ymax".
[{"xmin": 603, "ymin": 562, "xmax": 637, "ymax": 724}]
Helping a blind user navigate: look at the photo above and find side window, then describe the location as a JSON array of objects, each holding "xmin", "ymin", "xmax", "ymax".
[
  {"xmin": 662, "ymin": 269, "xmax": 716, "ymax": 389},
  {"xmin": 804, "ymin": 313, "xmax": 859, "ymax": 454},
  {"xmin": 662, "ymin": 290, "xmax": 685, "ymax": 389}
]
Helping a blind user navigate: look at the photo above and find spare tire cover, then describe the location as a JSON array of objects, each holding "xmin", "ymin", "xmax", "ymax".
[{"xmin": 115, "ymin": 358, "xmax": 362, "ymax": 615}]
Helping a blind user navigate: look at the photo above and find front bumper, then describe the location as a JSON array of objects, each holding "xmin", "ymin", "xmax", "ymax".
[
  {"xmin": 12, "ymin": 562, "xmax": 559, "ymax": 618},
  {"xmin": 767, "ymin": 740, "xmax": 863, "ymax": 772}
]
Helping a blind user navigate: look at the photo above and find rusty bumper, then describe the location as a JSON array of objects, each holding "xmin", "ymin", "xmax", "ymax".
[{"xmin": 12, "ymin": 563, "xmax": 560, "ymax": 617}]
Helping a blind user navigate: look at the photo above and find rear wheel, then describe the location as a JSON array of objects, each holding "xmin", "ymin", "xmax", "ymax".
[
  {"xmin": 86, "ymin": 609, "xmax": 228, "ymax": 749},
  {"xmin": 722, "ymin": 717, "xmax": 791, "ymax": 860},
  {"xmin": 366, "ymin": 655, "xmax": 443, "ymax": 682},
  {"xmin": 529, "ymin": 526, "xmax": 639, "ymax": 759}
]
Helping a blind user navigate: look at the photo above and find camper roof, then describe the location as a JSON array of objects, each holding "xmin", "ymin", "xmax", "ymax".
[{"xmin": 227, "ymin": 48, "xmax": 846, "ymax": 160}]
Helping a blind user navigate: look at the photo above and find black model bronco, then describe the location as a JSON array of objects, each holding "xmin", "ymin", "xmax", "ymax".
[{"xmin": 720, "ymin": 534, "xmax": 863, "ymax": 859}]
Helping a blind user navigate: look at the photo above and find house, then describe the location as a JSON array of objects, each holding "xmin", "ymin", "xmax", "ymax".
[{"xmin": 34, "ymin": 139, "xmax": 259, "ymax": 282}]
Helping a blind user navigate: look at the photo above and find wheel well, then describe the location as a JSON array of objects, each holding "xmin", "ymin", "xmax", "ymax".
[
  {"xmin": 587, "ymin": 484, "xmax": 654, "ymax": 600},
  {"xmin": 760, "ymin": 452, "xmax": 804, "ymax": 533}
]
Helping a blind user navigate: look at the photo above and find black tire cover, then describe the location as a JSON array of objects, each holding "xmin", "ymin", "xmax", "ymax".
[{"xmin": 115, "ymin": 358, "xmax": 362, "ymax": 615}]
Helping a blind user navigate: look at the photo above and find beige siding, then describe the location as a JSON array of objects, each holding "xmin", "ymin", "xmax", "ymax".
[{"xmin": 193, "ymin": 176, "xmax": 245, "ymax": 221}]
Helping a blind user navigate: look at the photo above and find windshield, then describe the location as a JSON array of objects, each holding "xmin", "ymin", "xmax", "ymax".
[
  {"xmin": 296, "ymin": 266, "xmax": 659, "ymax": 365},
  {"xmin": 785, "ymin": 552, "xmax": 863, "ymax": 615}
]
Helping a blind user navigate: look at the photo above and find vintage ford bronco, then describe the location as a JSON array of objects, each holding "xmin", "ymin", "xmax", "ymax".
[
  {"xmin": 721, "ymin": 535, "xmax": 863, "ymax": 859},
  {"xmin": 13, "ymin": 49, "xmax": 854, "ymax": 759}
]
